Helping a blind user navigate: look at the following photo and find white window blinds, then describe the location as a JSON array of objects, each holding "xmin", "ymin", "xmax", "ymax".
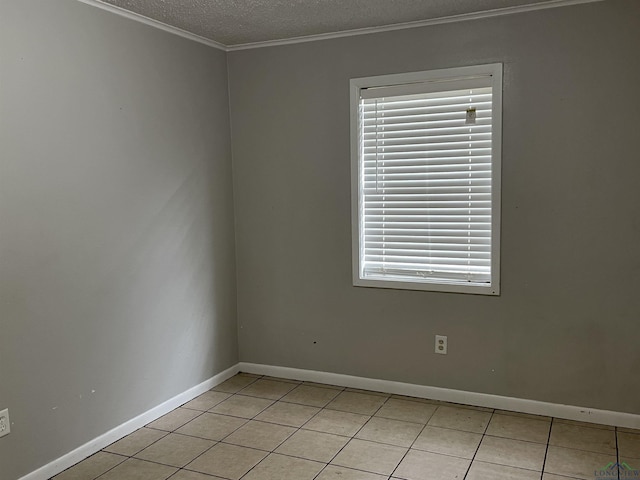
[{"xmin": 353, "ymin": 67, "xmax": 501, "ymax": 294}]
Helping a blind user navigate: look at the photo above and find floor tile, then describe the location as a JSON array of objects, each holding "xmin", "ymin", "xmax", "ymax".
[
  {"xmin": 209, "ymin": 394, "xmax": 273, "ymax": 418},
  {"xmin": 223, "ymin": 420, "xmax": 296, "ymax": 451},
  {"xmin": 393, "ymin": 448, "xmax": 470, "ymax": 480},
  {"xmin": 185, "ymin": 443, "xmax": 267, "ymax": 479},
  {"xmin": 345, "ymin": 387, "xmax": 390, "ymax": 397},
  {"xmin": 242, "ymin": 452, "xmax": 325, "ymax": 480},
  {"xmin": 485, "ymin": 413, "xmax": 551, "ymax": 443},
  {"xmin": 618, "ymin": 426, "xmax": 640, "ymax": 434},
  {"xmin": 618, "ymin": 431, "xmax": 640, "ymax": 457},
  {"xmin": 147, "ymin": 408, "xmax": 202, "ymax": 432},
  {"xmin": 303, "ymin": 409, "xmax": 370, "ymax": 437},
  {"xmin": 466, "ymin": 461, "xmax": 540, "ymax": 480},
  {"xmin": 326, "ymin": 391, "xmax": 387, "ymax": 415},
  {"xmin": 553, "ymin": 418, "xmax": 614, "ymax": 431},
  {"xmin": 391, "ymin": 394, "xmax": 439, "ymax": 405},
  {"xmin": 255, "ymin": 401, "xmax": 320, "ymax": 427},
  {"xmin": 182, "ymin": 391, "xmax": 231, "ymax": 411},
  {"xmin": 549, "ymin": 422, "xmax": 616, "ymax": 455},
  {"xmin": 175, "ymin": 412, "xmax": 246, "ymax": 440},
  {"xmin": 53, "ymin": 452, "xmax": 126, "ymax": 480},
  {"xmin": 619, "ymin": 457, "xmax": 640, "ymax": 480},
  {"xmin": 169, "ymin": 471, "xmax": 227, "ymax": 480},
  {"xmin": 261, "ymin": 375, "xmax": 302, "ymax": 384},
  {"xmin": 544, "ymin": 445, "xmax": 616, "ymax": 480},
  {"xmin": 52, "ymin": 375, "xmax": 638, "ymax": 480},
  {"xmin": 276, "ymin": 428, "xmax": 349, "ymax": 462},
  {"xmin": 317, "ymin": 465, "xmax": 387, "ymax": 479},
  {"xmin": 412, "ymin": 425, "xmax": 482, "ymax": 459},
  {"xmin": 212, "ymin": 374, "xmax": 259, "ymax": 394},
  {"xmin": 619, "ymin": 455, "xmax": 640, "ymax": 472},
  {"xmin": 98, "ymin": 458, "xmax": 177, "ymax": 480},
  {"xmin": 303, "ymin": 381, "xmax": 344, "ymax": 390},
  {"xmin": 331, "ymin": 438, "xmax": 407, "ymax": 476},
  {"xmin": 239, "ymin": 378, "xmax": 298, "ymax": 400},
  {"xmin": 375, "ymin": 398, "xmax": 438, "ymax": 424},
  {"xmin": 134, "ymin": 433, "xmax": 215, "ymax": 467},
  {"xmin": 281, "ymin": 384, "xmax": 341, "ymax": 407},
  {"xmin": 475, "ymin": 436, "xmax": 546, "ymax": 471},
  {"xmin": 355, "ymin": 417, "xmax": 423, "ymax": 447},
  {"xmin": 104, "ymin": 427, "xmax": 167, "ymax": 456},
  {"xmin": 436, "ymin": 401, "xmax": 494, "ymax": 413},
  {"xmin": 542, "ymin": 474, "xmax": 583, "ymax": 480},
  {"xmin": 427, "ymin": 406, "xmax": 492, "ymax": 434},
  {"xmin": 494, "ymin": 409, "xmax": 551, "ymax": 421}
]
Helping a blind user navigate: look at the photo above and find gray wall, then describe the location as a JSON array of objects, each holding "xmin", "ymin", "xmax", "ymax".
[
  {"xmin": 229, "ymin": 0, "xmax": 640, "ymax": 415},
  {"xmin": 2, "ymin": 0, "xmax": 640, "ymax": 477},
  {"xmin": 0, "ymin": 1, "xmax": 237, "ymax": 479}
]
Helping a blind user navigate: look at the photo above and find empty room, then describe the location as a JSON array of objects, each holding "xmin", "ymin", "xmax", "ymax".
[{"xmin": 1, "ymin": 0, "xmax": 639, "ymax": 479}]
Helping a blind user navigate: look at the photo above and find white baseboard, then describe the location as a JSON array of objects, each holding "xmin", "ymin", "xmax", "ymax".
[
  {"xmin": 20, "ymin": 361, "xmax": 640, "ymax": 480},
  {"xmin": 19, "ymin": 364, "xmax": 239, "ymax": 480},
  {"xmin": 238, "ymin": 362, "xmax": 640, "ymax": 429}
]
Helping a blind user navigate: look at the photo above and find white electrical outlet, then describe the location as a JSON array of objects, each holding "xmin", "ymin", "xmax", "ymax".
[
  {"xmin": 0, "ymin": 409, "xmax": 10, "ymax": 438},
  {"xmin": 435, "ymin": 335, "xmax": 448, "ymax": 354}
]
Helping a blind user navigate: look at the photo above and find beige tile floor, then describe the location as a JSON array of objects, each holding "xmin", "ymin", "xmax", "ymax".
[{"xmin": 52, "ymin": 373, "xmax": 640, "ymax": 480}]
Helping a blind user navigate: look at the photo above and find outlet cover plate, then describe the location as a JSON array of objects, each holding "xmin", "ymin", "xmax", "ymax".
[
  {"xmin": 435, "ymin": 335, "xmax": 448, "ymax": 355},
  {"xmin": 0, "ymin": 409, "xmax": 10, "ymax": 438}
]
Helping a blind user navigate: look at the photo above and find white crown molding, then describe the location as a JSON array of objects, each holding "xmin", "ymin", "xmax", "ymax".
[
  {"xmin": 239, "ymin": 362, "xmax": 640, "ymax": 429},
  {"xmin": 19, "ymin": 364, "xmax": 239, "ymax": 480},
  {"xmin": 226, "ymin": 0, "xmax": 605, "ymax": 51},
  {"xmin": 77, "ymin": 0, "xmax": 604, "ymax": 52},
  {"xmin": 75, "ymin": 0, "xmax": 228, "ymax": 51}
]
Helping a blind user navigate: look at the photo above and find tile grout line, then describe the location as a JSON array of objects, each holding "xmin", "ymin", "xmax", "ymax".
[
  {"xmin": 86, "ymin": 406, "xmax": 209, "ymax": 479},
  {"xmin": 536, "ymin": 432, "xmax": 622, "ymax": 457},
  {"xmin": 119, "ymin": 380, "xmax": 496, "ymax": 448},
  {"xmin": 100, "ymin": 434, "xmax": 175, "ymax": 477},
  {"xmin": 387, "ymin": 414, "xmax": 429, "ymax": 478},
  {"xmin": 234, "ymin": 406, "xmax": 323, "ymax": 478},
  {"xmin": 148, "ymin": 374, "xmax": 266, "ymax": 478},
  {"xmin": 66, "ymin": 373, "xmax": 634, "ymax": 480},
  {"xmin": 89, "ymin": 406, "xmax": 212, "ymax": 480},
  {"xmin": 480, "ymin": 432, "xmax": 554, "ymax": 447},
  {"xmin": 540, "ymin": 417, "xmax": 554, "ymax": 480},
  {"xmin": 311, "ymin": 389, "xmax": 394, "ymax": 479},
  {"xmin": 72, "ymin": 452, "xmax": 128, "ymax": 480},
  {"xmin": 110, "ymin": 383, "xmax": 498, "ymax": 479},
  {"xmin": 231, "ymin": 378, "xmax": 348, "ymax": 480},
  {"xmin": 185, "ymin": 373, "xmax": 284, "ymax": 478},
  {"xmin": 260, "ymin": 385, "xmax": 391, "ymax": 479},
  {"xmin": 61, "ymin": 378, "xmax": 375, "ymax": 478},
  {"xmin": 386, "ymin": 398, "xmax": 445, "ymax": 479},
  {"xmin": 104, "ymin": 428, "xmax": 171, "ymax": 457},
  {"xmin": 164, "ymin": 373, "xmax": 266, "ymax": 479},
  {"xmin": 553, "ymin": 419, "xmax": 616, "ymax": 432},
  {"xmin": 461, "ymin": 407, "xmax": 495, "ymax": 480},
  {"xmin": 312, "ymin": 389, "xmax": 391, "ymax": 479}
]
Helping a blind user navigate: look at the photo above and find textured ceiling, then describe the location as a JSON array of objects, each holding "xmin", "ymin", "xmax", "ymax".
[{"xmin": 97, "ymin": 0, "xmax": 583, "ymax": 47}]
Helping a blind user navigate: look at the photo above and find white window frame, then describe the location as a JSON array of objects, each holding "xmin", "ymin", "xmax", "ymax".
[{"xmin": 350, "ymin": 64, "xmax": 502, "ymax": 295}]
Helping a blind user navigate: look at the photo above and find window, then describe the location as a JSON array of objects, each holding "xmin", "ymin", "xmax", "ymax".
[{"xmin": 350, "ymin": 64, "xmax": 502, "ymax": 295}]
